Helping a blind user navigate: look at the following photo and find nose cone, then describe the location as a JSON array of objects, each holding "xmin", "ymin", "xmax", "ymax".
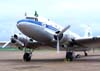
[
  {"xmin": 16, "ymin": 19, "xmax": 35, "ymax": 35},
  {"xmin": 17, "ymin": 19, "xmax": 28, "ymax": 30},
  {"xmin": 16, "ymin": 20, "xmax": 28, "ymax": 34},
  {"xmin": 17, "ymin": 22, "xmax": 24, "ymax": 29}
]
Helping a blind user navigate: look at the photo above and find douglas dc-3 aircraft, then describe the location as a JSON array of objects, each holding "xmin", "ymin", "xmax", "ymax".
[{"xmin": 2, "ymin": 11, "xmax": 100, "ymax": 61}]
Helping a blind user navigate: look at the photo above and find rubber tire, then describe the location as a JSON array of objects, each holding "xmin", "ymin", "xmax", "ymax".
[
  {"xmin": 66, "ymin": 52, "xmax": 73, "ymax": 61},
  {"xmin": 23, "ymin": 53, "xmax": 31, "ymax": 62},
  {"xmin": 84, "ymin": 52, "xmax": 88, "ymax": 56}
]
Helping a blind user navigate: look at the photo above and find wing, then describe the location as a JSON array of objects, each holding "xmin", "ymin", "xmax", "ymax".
[{"xmin": 75, "ymin": 37, "xmax": 100, "ymax": 48}]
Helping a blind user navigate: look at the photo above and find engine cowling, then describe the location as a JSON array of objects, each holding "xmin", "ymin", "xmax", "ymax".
[
  {"xmin": 11, "ymin": 34, "xmax": 28, "ymax": 47},
  {"xmin": 54, "ymin": 31, "xmax": 72, "ymax": 44},
  {"xmin": 11, "ymin": 34, "xmax": 18, "ymax": 43},
  {"xmin": 11, "ymin": 34, "xmax": 38, "ymax": 49},
  {"xmin": 60, "ymin": 34, "xmax": 71, "ymax": 43}
]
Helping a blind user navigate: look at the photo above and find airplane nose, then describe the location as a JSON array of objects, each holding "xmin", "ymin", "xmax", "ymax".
[
  {"xmin": 16, "ymin": 21, "xmax": 26, "ymax": 30},
  {"xmin": 16, "ymin": 19, "xmax": 36, "ymax": 32},
  {"xmin": 17, "ymin": 22, "xmax": 23, "ymax": 28},
  {"xmin": 16, "ymin": 19, "xmax": 33, "ymax": 31}
]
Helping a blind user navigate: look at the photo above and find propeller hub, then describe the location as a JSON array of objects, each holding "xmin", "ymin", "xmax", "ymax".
[
  {"xmin": 11, "ymin": 38, "xmax": 16, "ymax": 43},
  {"xmin": 54, "ymin": 31, "xmax": 63, "ymax": 40},
  {"xmin": 11, "ymin": 34, "xmax": 18, "ymax": 43},
  {"xmin": 14, "ymin": 34, "xmax": 18, "ymax": 39}
]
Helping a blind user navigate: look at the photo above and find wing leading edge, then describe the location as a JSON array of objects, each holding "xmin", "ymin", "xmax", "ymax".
[{"xmin": 75, "ymin": 37, "xmax": 100, "ymax": 48}]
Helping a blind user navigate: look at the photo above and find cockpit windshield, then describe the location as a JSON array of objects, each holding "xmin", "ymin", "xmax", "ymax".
[{"xmin": 26, "ymin": 17, "xmax": 38, "ymax": 21}]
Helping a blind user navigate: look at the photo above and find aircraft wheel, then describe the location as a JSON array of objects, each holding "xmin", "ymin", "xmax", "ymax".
[
  {"xmin": 84, "ymin": 51, "xmax": 88, "ymax": 56},
  {"xmin": 23, "ymin": 53, "xmax": 31, "ymax": 62},
  {"xmin": 84, "ymin": 52, "xmax": 88, "ymax": 56},
  {"xmin": 66, "ymin": 52, "xmax": 73, "ymax": 61}
]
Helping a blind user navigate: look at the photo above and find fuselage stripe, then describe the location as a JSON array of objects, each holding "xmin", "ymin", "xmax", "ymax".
[{"xmin": 17, "ymin": 19, "xmax": 59, "ymax": 32}]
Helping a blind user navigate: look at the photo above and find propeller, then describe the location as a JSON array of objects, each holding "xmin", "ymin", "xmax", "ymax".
[
  {"xmin": 2, "ymin": 34, "xmax": 24, "ymax": 48},
  {"xmin": 56, "ymin": 25, "xmax": 70, "ymax": 53},
  {"xmin": 2, "ymin": 41, "xmax": 10, "ymax": 48},
  {"xmin": 1, "ymin": 35, "xmax": 15, "ymax": 48},
  {"xmin": 2, "ymin": 12, "xmax": 25, "ymax": 48},
  {"xmin": 2, "ymin": 26, "xmax": 15, "ymax": 48},
  {"xmin": 58, "ymin": 25, "xmax": 70, "ymax": 36},
  {"xmin": 57, "ymin": 36, "xmax": 60, "ymax": 53}
]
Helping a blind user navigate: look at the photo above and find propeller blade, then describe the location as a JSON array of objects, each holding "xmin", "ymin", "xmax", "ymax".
[
  {"xmin": 58, "ymin": 25, "xmax": 70, "ymax": 36},
  {"xmin": 2, "ymin": 41, "xmax": 10, "ymax": 48},
  {"xmin": 57, "ymin": 36, "xmax": 60, "ymax": 53},
  {"xmin": 56, "ymin": 25, "xmax": 70, "ymax": 53}
]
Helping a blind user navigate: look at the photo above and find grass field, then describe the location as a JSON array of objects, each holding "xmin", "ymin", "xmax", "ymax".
[
  {"xmin": 0, "ymin": 47, "xmax": 19, "ymax": 51},
  {"xmin": 0, "ymin": 47, "xmax": 57, "ymax": 52}
]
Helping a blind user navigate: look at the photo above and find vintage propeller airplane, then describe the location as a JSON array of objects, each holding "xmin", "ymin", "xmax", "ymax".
[{"xmin": 2, "ymin": 11, "xmax": 100, "ymax": 61}]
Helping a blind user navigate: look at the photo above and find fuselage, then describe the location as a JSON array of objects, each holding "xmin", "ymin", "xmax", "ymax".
[{"xmin": 17, "ymin": 16, "xmax": 80, "ymax": 45}]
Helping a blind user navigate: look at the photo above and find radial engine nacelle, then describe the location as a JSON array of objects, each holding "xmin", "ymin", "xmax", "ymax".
[
  {"xmin": 54, "ymin": 31, "xmax": 71, "ymax": 43},
  {"xmin": 11, "ymin": 34, "xmax": 28, "ymax": 47},
  {"xmin": 11, "ymin": 34, "xmax": 39, "ymax": 49}
]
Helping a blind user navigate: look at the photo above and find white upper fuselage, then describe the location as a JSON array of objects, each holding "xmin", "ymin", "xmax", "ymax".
[{"xmin": 17, "ymin": 16, "xmax": 81, "ymax": 45}]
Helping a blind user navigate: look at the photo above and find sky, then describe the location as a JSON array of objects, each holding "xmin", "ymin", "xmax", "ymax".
[{"xmin": 0, "ymin": 0, "xmax": 100, "ymax": 41}]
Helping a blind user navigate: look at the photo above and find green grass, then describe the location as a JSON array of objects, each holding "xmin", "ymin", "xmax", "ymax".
[
  {"xmin": 0, "ymin": 47, "xmax": 19, "ymax": 51},
  {"xmin": 0, "ymin": 47, "xmax": 56, "ymax": 51}
]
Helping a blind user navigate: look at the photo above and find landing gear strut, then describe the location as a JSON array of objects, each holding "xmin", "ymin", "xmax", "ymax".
[
  {"xmin": 84, "ymin": 51, "xmax": 88, "ymax": 56},
  {"xmin": 66, "ymin": 51, "xmax": 74, "ymax": 61},
  {"xmin": 23, "ymin": 48, "xmax": 33, "ymax": 62}
]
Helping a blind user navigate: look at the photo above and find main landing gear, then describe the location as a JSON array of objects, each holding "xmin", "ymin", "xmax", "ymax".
[
  {"xmin": 66, "ymin": 51, "xmax": 74, "ymax": 61},
  {"xmin": 23, "ymin": 53, "xmax": 32, "ymax": 61},
  {"xmin": 84, "ymin": 51, "xmax": 88, "ymax": 56},
  {"xmin": 65, "ymin": 51, "xmax": 88, "ymax": 61},
  {"xmin": 23, "ymin": 48, "xmax": 33, "ymax": 62}
]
